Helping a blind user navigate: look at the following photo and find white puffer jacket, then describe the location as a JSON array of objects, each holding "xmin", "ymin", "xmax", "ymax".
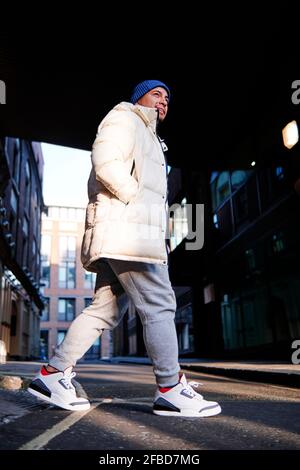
[{"xmin": 81, "ymin": 101, "xmax": 168, "ymax": 272}]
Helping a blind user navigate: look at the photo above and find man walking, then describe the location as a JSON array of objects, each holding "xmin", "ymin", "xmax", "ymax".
[{"xmin": 28, "ymin": 80, "xmax": 221, "ymax": 417}]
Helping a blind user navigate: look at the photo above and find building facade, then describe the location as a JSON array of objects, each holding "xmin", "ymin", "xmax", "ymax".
[
  {"xmin": 0, "ymin": 138, "xmax": 45, "ymax": 362},
  {"xmin": 209, "ymin": 160, "xmax": 300, "ymax": 359},
  {"xmin": 40, "ymin": 205, "xmax": 112, "ymax": 361},
  {"xmin": 167, "ymin": 146, "xmax": 300, "ymax": 359}
]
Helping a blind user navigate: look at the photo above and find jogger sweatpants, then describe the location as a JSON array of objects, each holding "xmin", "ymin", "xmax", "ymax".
[{"xmin": 49, "ymin": 258, "xmax": 180, "ymax": 387}]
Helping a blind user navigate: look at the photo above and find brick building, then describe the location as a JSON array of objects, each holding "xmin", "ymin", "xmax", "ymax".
[
  {"xmin": 0, "ymin": 138, "xmax": 45, "ymax": 361},
  {"xmin": 40, "ymin": 205, "xmax": 112, "ymax": 361}
]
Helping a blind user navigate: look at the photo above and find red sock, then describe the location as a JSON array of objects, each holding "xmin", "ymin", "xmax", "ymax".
[
  {"xmin": 41, "ymin": 365, "xmax": 60, "ymax": 376},
  {"xmin": 159, "ymin": 386, "xmax": 175, "ymax": 393},
  {"xmin": 159, "ymin": 373, "xmax": 181, "ymax": 393}
]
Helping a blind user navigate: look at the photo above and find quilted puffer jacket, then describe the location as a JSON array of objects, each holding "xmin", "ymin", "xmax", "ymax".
[{"xmin": 81, "ymin": 101, "xmax": 168, "ymax": 272}]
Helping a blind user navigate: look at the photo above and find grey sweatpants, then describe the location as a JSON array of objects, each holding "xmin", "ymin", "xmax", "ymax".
[{"xmin": 49, "ymin": 258, "xmax": 180, "ymax": 387}]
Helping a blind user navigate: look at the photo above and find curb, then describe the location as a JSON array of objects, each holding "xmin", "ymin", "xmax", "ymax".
[
  {"xmin": 109, "ymin": 358, "xmax": 300, "ymax": 389},
  {"xmin": 179, "ymin": 364, "xmax": 300, "ymax": 388}
]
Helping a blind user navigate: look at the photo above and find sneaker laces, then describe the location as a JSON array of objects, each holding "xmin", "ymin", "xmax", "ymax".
[
  {"xmin": 188, "ymin": 380, "xmax": 203, "ymax": 389},
  {"xmin": 60, "ymin": 371, "xmax": 76, "ymax": 391},
  {"xmin": 182, "ymin": 384, "xmax": 197, "ymax": 398},
  {"xmin": 185, "ymin": 381, "xmax": 204, "ymax": 400}
]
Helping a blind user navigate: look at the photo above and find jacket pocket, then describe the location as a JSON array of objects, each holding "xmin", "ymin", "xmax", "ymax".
[{"xmin": 125, "ymin": 190, "xmax": 137, "ymax": 206}]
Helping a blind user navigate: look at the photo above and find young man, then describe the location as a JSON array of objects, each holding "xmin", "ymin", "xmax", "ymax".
[{"xmin": 28, "ymin": 80, "xmax": 221, "ymax": 417}]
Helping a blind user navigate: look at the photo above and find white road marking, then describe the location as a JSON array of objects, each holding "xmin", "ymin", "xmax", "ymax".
[
  {"xmin": 111, "ymin": 397, "xmax": 152, "ymax": 403},
  {"xmin": 18, "ymin": 399, "xmax": 112, "ymax": 450}
]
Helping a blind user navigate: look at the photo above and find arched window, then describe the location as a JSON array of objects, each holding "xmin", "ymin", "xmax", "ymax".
[{"xmin": 231, "ymin": 170, "xmax": 248, "ymax": 191}]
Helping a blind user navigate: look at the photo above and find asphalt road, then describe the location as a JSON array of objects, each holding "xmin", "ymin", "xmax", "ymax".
[{"xmin": 0, "ymin": 363, "xmax": 299, "ymax": 453}]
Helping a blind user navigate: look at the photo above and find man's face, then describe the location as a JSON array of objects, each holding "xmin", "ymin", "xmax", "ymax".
[{"xmin": 137, "ymin": 86, "xmax": 169, "ymax": 122}]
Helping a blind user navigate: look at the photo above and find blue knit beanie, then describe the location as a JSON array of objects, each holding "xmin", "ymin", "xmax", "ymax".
[{"xmin": 130, "ymin": 80, "xmax": 170, "ymax": 104}]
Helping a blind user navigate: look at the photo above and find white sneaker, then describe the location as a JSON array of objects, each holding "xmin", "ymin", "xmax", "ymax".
[
  {"xmin": 153, "ymin": 373, "xmax": 221, "ymax": 417},
  {"xmin": 28, "ymin": 366, "xmax": 90, "ymax": 411}
]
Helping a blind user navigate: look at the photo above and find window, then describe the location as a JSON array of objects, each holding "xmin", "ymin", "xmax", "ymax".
[
  {"xmin": 22, "ymin": 238, "xmax": 28, "ymax": 268},
  {"xmin": 234, "ymin": 186, "xmax": 248, "ymax": 224},
  {"xmin": 84, "ymin": 271, "xmax": 96, "ymax": 289},
  {"xmin": 58, "ymin": 298, "xmax": 75, "ymax": 321},
  {"xmin": 59, "ymin": 261, "xmax": 75, "ymax": 288},
  {"xmin": 41, "ymin": 261, "xmax": 50, "ymax": 287},
  {"xmin": 12, "ymin": 139, "xmax": 21, "ymax": 185},
  {"xmin": 169, "ymin": 197, "xmax": 189, "ymax": 251},
  {"xmin": 211, "ymin": 171, "xmax": 230, "ymax": 210},
  {"xmin": 215, "ymin": 200, "xmax": 233, "ymax": 241},
  {"xmin": 32, "ymin": 238, "xmax": 36, "ymax": 257},
  {"xmin": 231, "ymin": 170, "xmax": 249, "ymax": 191},
  {"xmin": 47, "ymin": 206, "xmax": 85, "ymax": 221},
  {"xmin": 60, "ymin": 207, "xmax": 68, "ymax": 220},
  {"xmin": 57, "ymin": 330, "xmax": 67, "ymax": 345},
  {"xmin": 41, "ymin": 235, "xmax": 51, "ymax": 287},
  {"xmin": 50, "ymin": 207, "xmax": 60, "ymax": 219},
  {"xmin": 10, "ymin": 187, "xmax": 18, "ymax": 213},
  {"xmin": 245, "ymin": 249, "xmax": 256, "ymax": 271},
  {"xmin": 41, "ymin": 235, "xmax": 51, "ymax": 259},
  {"xmin": 40, "ymin": 298, "xmax": 50, "ymax": 321},
  {"xmin": 23, "ymin": 216, "xmax": 29, "ymax": 236},
  {"xmin": 40, "ymin": 330, "xmax": 49, "ymax": 360},
  {"xmin": 9, "ymin": 211, "xmax": 17, "ymax": 254},
  {"xmin": 84, "ymin": 298, "xmax": 92, "ymax": 308},
  {"xmin": 210, "ymin": 171, "xmax": 219, "ymax": 184},
  {"xmin": 59, "ymin": 236, "xmax": 76, "ymax": 260},
  {"xmin": 213, "ymin": 213, "xmax": 219, "ymax": 229},
  {"xmin": 32, "ymin": 189, "xmax": 39, "ymax": 239},
  {"xmin": 24, "ymin": 160, "xmax": 31, "ymax": 214},
  {"xmin": 275, "ymin": 166, "xmax": 284, "ymax": 181},
  {"xmin": 272, "ymin": 232, "xmax": 286, "ymax": 254},
  {"xmin": 68, "ymin": 208, "xmax": 76, "ymax": 220},
  {"xmin": 84, "ymin": 336, "xmax": 101, "ymax": 359},
  {"xmin": 76, "ymin": 208, "xmax": 85, "ymax": 221},
  {"xmin": 59, "ymin": 236, "xmax": 76, "ymax": 288}
]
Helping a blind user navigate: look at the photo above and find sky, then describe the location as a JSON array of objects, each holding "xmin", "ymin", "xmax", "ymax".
[{"xmin": 41, "ymin": 143, "xmax": 92, "ymax": 208}]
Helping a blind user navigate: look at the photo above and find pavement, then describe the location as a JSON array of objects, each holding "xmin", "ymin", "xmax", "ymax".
[
  {"xmin": 0, "ymin": 361, "xmax": 299, "ymax": 452},
  {"xmin": 0, "ymin": 357, "xmax": 299, "ymax": 427}
]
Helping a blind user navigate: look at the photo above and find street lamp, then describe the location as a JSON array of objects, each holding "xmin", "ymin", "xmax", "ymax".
[{"xmin": 282, "ymin": 120, "xmax": 299, "ymax": 149}]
